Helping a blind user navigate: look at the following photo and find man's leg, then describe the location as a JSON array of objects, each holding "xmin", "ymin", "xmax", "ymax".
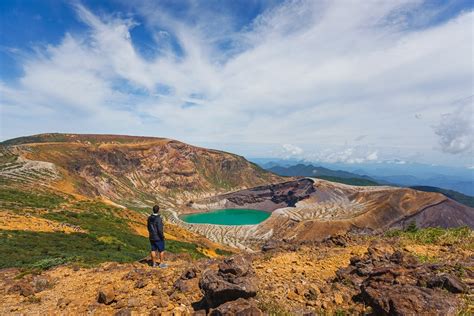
[
  {"xmin": 151, "ymin": 250, "xmax": 157, "ymax": 266},
  {"xmin": 159, "ymin": 250, "xmax": 164, "ymax": 264}
]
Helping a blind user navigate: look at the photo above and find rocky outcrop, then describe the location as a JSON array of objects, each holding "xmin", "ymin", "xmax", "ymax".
[
  {"xmin": 210, "ymin": 298, "xmax": 262, "ymax": 316},
  {"xmin": 173, "ymin": 266, "xmax": 201, "ymax": 293},
  {"xmin": 335, "ymin": 242, "xmax": 468, "ymax": 315},
  {"xmin": 198, "ymin": 256, "xmax": 260, "ymax": 312},
  {"xmin": 7, "ymin": 275, "xmax": 53, "ymax": 297}
]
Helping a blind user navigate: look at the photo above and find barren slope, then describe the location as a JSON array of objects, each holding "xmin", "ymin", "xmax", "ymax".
[{"xmin": 1, "ymin": 133, "xmax": 284, "ymax": 209}]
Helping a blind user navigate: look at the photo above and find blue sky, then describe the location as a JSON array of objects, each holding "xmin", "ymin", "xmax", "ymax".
[{"xmin": 0, "ymin": 0, "xmax": 473, "ymax": 168}]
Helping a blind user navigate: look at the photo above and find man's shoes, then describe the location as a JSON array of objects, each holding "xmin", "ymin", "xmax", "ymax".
[
  {"xmin": 152, "ymin": 262, "xmax": 158, "ymax": 268},
  {"xmin": 159, "ymin": 263, "xmax": 168, "ymax": 268}
]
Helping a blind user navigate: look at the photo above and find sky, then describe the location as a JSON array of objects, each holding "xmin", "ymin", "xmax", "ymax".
[{"xmin": 0, "ymin": 0, "xmax": 473, "ymax": 168}]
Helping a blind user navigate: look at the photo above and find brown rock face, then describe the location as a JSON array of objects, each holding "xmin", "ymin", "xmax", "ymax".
[
  {"xmin": 426, "ymin": 274, "xmax": 469, "ymax": 293},
  {"xmin": 334, "ymin": 242, "xmax": 465, "ymax": 316},
  {"xmin": 199, "ymin": 256, "xmax": 258, "ymax": 309},
  {"xmin": 209, "ymin": 298, "xmax": 262, "ymax": 316},
  {"xmin": 199, "ymin": 178, "xmax": 315, "ymax": 212},
  {"xmin": 363, "ymin": 283, "xmax": 459, "ymax": 315},
  {"xmin": 173, "ymin": 266, "xmax": 200, "ymax": 293},
  {"xmin": 2, "ymin": 133, "xmax": 284, "ymax": 207}
]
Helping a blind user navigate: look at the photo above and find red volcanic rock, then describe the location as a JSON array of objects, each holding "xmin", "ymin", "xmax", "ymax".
[
  {"xmin": 209, "ymin": 298, "xmax": 262, "ymax": 316},
  {"xmin": 199, "ymin": 256, "xmax": 258, "ymax": 309}
]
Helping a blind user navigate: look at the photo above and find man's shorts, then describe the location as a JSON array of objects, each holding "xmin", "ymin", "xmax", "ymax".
[{"xmin": 150, "ymin": 240, "xmax": 165, "ymax": 252}]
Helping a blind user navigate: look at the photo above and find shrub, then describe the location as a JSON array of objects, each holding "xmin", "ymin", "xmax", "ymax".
[{"xmin": 385, "ymin": 226, "xmax": 472, "ymax": 246}]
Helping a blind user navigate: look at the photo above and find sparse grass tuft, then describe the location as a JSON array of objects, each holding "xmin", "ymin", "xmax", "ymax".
[
  {"xmin": 385, "ymin": 226, "xmax": 473, "ymax": 247},
  {"xmin": 257, "ymin": 297, "xmax": 291, "ymax": 315}
]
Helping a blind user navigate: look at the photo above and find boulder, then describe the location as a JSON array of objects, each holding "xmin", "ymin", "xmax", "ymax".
[
  {"xmin": 114, "ymin": 308, "xmax": 132, "ymax": 316},
  {"xmin": 218, "ymin": 256, "xmax": 250, "ymax": 277},
  {"xmin": 174, "ymin": 266, "xmax": 200, "ymax": 293},
  {"xmin": 8, "ymin": 282, "xmax": 34, "ymax": 297},
  {"xmin": 57, "ymin": 297, "xmax": 72, "ymax": 308},
  {"xmin": 199, "ymin": 256, "xmax": 258, "ymax": 309},
  {"xmin": 153, "ymin": 295, "xmax": 170, "ymax": 308},
  {"xmin": 135, "ymin": 279, "xmax": 148, "ymax": 289},
  {"xmin": 333, "ymin": 244, "xmax": 465, "ymax": 316},
  {"xmin": 97, "ymin": 286, "xmax": 116, "ymax": 305},
  {"xmin": 427, "ymin": 274, "xmax": 468, "ymax": 294},
  {"xmin": 209, "ymin": 298, "xmax": 262, "ymax": 316},
  {"xmin": 174, "ymin": 278, "xmax": 196, "ymax": 293},
  {"xmin": 180, "ymin": 266, "xmax": 200, "ymax": 280},
  {"xmin": 261, "ymin": 240, "xmax": 278, "ymax": 252},
  {"xmin": 362, "ymin": 283, "xmax": 459, "ymax": 315}
]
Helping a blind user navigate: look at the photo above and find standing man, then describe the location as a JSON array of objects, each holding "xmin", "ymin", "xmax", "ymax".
[{"xmin": 147, "ymin": 205, "xmax": 167, "ymax": 268}]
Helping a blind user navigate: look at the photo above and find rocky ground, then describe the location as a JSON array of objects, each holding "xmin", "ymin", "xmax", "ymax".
[{"xmin": 1, "ymin": 231, "xmax": 472, "ymax": 315}]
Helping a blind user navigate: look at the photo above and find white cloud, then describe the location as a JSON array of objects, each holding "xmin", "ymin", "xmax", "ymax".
[
  {"xmin": 282, "ymin": 144, "xmax": 304, "ymax": 156},
  {"xmin": 366, "ymin": 151, "xmax": 379, "ymax": 161},
  {"xmin": 304, "ymin": 147, "xmax": 381, "ymax": 164},
  {"xmin": 0, "ymin": 1, "xmax": 473, "ymax": 167},
  {"xmin": 434, "ymin": 96, "xmax": 474, "ymax": 154}
]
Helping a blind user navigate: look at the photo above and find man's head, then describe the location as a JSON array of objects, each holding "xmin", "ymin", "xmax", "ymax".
[{"xmin": 152, "ymin": 204, "xmax": 160, "ymax": 214}]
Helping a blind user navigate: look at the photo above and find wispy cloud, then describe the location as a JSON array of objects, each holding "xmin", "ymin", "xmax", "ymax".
[{"xmin": 0, "ymin": 0, "xmax": 472, "ymax": 166}]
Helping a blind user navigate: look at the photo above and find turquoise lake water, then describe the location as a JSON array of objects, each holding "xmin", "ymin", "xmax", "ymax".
[{"xmin": 180, "ymin": 208, "xmax": 270, "ymax": 225}]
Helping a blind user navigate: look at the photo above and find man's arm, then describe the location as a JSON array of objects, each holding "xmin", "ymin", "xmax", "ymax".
[{"xmin": 157, "ymin": 217, "xmax": 164, "ymax": 240}]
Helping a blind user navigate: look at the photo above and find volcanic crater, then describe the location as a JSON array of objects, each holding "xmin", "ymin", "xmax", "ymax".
[{"xmin": 171, "ymin": 178, "xmax": 474, "ymax": 250}]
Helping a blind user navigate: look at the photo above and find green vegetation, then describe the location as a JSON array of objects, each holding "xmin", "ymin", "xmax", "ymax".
[
  {"xmin": 414, "ymin": 254, "xmax": 439, "ymax": 263},
  {"xmin": 410, "ymin": 186, "xmax": 474, "ymax": 208},
  {"xmin": 215, "ymin": 248, "xmax": 234, "ymax": 256},
  {"xmin": 0, "ymin": 186, "xmax": 66, "ymax": 210},
  {"xmin": 386, "ymin": 225, "xmax": 473, "ymax": 246},
  {"xmin": 315, "ymin": 176, "xmax": 380, "ymax": 186},
  {"xmin": 0, "ymin": 200, "xmax": 207, "ymax": 269},
  {"xmin": 166, "ymin": 240, "xmax": 206, "ymax": 260},
  {"xmin": 0, "ymin": 230, "xmax": 137, "ymax": 269}
]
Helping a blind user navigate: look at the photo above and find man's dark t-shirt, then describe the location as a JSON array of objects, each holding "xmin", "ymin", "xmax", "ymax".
[{"xmin": 147, "ymin": 214, "xmax": 164, "ymax": 241}]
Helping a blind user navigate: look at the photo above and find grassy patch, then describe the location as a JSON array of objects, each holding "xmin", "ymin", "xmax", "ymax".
[
  {"xmin": 0, "ymin": 186, "xmax": 66, "ymax": 210},
  {"xmin": 386, "ymin": 226, "xmax": 473, "ymax": 247},
  {"xmin": 414, "ymin": 254, "xmax": 439, "ymax": 263},
  {"xmin": 0, "ymin": 230, "xmax": 139, "ymax": 269},
  {"xmin": 166, "ymin": 240, "xmax": 206, "ymax": 260},
  {"xmin": 215, "ymin": 248, "xmax": 234, "ymax": 256},
  {"xmin": 0, "ymin": 199, "xmax": 208, "ymax": 268}
]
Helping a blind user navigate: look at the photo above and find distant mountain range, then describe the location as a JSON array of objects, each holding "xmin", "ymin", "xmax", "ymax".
[
  {"xmin": 252, "ymin": 158, "xmax": 474, "ymax": 196},
  {"xmin": 266, "ymin": 163, "xmax": 474, "ymax": 208},
  {"xmin": 268, "ymin": 164, "xmax": 380, "ymax": 186}
]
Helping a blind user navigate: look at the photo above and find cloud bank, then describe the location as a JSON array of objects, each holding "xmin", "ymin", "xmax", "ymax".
[{"xmin": 0, "ymin": 0, "xmax": 473, "ymax": 167}]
